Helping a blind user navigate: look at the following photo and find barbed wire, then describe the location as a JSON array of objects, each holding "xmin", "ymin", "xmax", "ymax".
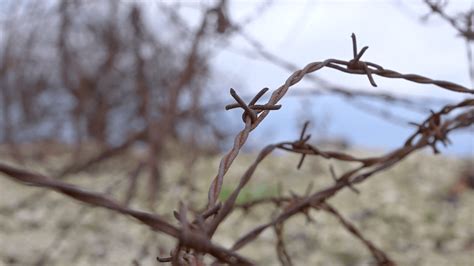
[
  {"xmin": 0, "ymin": 33, "xmax": 473, "ymax": 265},
  {"xmin": 206, "ymin": 33, "xmax": 473, "ymax": 209},
  {"xmin": 0, "ymin": 163, "xmax": 253, "ymax": 265}
]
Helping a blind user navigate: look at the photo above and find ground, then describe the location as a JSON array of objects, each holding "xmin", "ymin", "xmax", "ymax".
[{"xmin": 0, "ymin": 146, "xmax": 473, "ymax": 265}]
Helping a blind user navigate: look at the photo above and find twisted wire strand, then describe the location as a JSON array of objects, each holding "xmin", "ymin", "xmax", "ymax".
[{"xmin": 207, "ymin": 54, "xmax": 473, "ymax": 208}]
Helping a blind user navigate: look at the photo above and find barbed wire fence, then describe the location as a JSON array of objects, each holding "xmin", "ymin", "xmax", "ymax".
[
  {"xmin": 2, "ymin": 0, "xmax": 465, "ymax": 217},
  {"xmin": 0, "ymin": 28, "xmax": 473, "ymax": 265}
]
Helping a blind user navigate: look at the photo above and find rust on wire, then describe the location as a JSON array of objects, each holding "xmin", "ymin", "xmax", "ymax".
[
  {"xmin": 226, "ymin": 87, "xmax": 282, "ymax": 123},
  {"xmin": 348, "ymin": 33, "xmax": 378, "ymax": 87}
]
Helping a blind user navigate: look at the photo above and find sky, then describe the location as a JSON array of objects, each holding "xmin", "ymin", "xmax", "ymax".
[
  {"xmin": 207, "ymin": 0, "xmax": 473, "ymax": 156},
  {"xmin": 216, "ymin": 0, "xmax": 473, "ymax": 97}
]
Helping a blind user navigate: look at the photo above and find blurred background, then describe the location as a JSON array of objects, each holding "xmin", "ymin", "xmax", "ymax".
[
  {"xmin": 0, "ymin": 0, "xmax": 473, "ymax": 265},
  {"xmin": 0, "ymin": 0, "xmax": 472, "ymax": 157}
]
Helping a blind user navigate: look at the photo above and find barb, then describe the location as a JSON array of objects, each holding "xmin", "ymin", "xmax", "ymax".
[
  {"xmin": 348, "ymin": 33, "xmax": 377, "ymax": 86},
  {"xmin": 226, "ymin": 87, "xmax": 281, "ymax": 123},
  {"xmin": 292, "ymin": 121, "xmax": 311, "ymax": 169}
]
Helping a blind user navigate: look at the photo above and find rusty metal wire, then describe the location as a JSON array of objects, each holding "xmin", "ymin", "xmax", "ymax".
[
  {"xmin": 206, "ymin": 33, "xmax": 473, "ymax": 209},
  {"xmin": 34, "ymin": 168, "xmax": 135, "ymax": 266},
  {"xmin": 0, "ymin": 129, "xmax": 147, "ymax": 215},
  {"xmin": 0, "ymin": 163, "xmax": 252, "ymax": 265},
  {"xmin": 234, "ymin": 29, "xmax": 465, "ymax": 106},
  {"xmin": 0, "ymin": 34, "xmax": 473, "ymax": 265},
  {"xmin": 229, "ymin": 105, "xmax": 473, "ymax": 254}
]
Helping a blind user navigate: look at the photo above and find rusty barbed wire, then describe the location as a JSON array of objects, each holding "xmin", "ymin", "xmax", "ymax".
[
  {"xmin": 0, "ymin": 33, "xmax": 473, "ymax": 265},
  {"xmin": 206, "ymin": 33, "xmax": 473, "ymax": 210},
  {"xmin": 207, "ymin": 97, "xmax": 471, "ymax": 262},
  {"xmin": 234, "ymin": 29, "xmax": 465, "ymax": 106},
  {"xmin": 229, "ymin": 104, "xmax": 473, "ymax": 254},
  {"xmin": 0, "ymin": 163, "xmax": 253, "ymax": 265}
]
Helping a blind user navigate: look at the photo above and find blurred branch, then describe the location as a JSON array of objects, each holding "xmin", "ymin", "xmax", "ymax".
[{"xmin": 422, "ymin": 0, "xmax": 474, "ymax": 87}]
